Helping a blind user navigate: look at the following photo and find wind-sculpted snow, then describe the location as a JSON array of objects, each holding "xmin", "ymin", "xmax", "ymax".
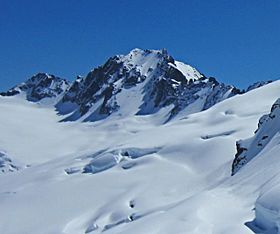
[
  {"xmin": 201, "ymin": 130, "xmax": 236, "ymax": 140},
  {"xmin": 65, "ymin": 147, "xmax": 161, "ymax": 175},
  {"xmin": 250, "ymin": 183, "xmax": 280, "ymax": 233}
]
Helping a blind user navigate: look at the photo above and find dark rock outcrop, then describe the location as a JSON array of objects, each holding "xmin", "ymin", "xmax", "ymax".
[
  {"xmin": 232, "ymin": 98, "xmax": 280, "ymax": 175},
  {"xmin": 0, "ymin": 73, "xmax": 70, "ymax": 102},
  {"xmin": 246, "ymin": 80, "xmax": 273, "ymax": 92}
]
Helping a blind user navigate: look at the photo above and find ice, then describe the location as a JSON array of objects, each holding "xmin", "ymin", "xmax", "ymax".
[
  {"xmin": 82, "ymin": 147, "xmax": 160, "ymax": 174},
  {"xmin": 170, "ymin": 61, "xmax": 203, "ymax": 80},
  {"xmin": 83, "ymin": 153, "xmax": 122, "ymax": 174},
  {"xmin": 0, "ymin": 80, "xmax": 280, "ymax": 233}
]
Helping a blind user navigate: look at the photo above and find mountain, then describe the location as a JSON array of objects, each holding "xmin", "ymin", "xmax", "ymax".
[
  {"xmin": 0, "ymin": 48, "xmax": 279, "ymax": 234},
  {"xmin": 3, "ymin": 49, "xmax": 271, "ymax": 123},
  {"xmin": 246, "ymin": 80, "xmax": 273, "ymax": 92},
  {"xmin": 0, "ymin": 49, "xmax": 243, "ymax": 123},
  {"xmin": 0, "ymin": 73, "xmax": 70, "ymax": 103},
  {"xmin": 56, "ymin": 48, "xmax": 242, "ymax": 122}
]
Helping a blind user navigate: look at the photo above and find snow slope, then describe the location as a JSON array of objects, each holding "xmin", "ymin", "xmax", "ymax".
[
  {"xmin": 231, "ymin": 92, "xmax": 280, "ymax": 232},
  {"xmin": 0, "ymin": 79, "xmax": 280, "ymax": 233}
]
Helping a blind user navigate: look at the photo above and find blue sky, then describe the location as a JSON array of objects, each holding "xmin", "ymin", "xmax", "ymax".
[{"xmin": 1, "ymin": 0, "xmax": 280, "ymax": 90}]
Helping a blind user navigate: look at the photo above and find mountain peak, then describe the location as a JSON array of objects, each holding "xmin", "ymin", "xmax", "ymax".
[
  {"xmin": 56, "ymin": 49, "xmax": 240, "ymax": 122},
  {"xmin": 127, "ymin": 47, "xmax": 169, "ymax": 55},
  {"xmin": 0, "ymin": 72, "xmax": 70, "ymax": 102},
  {"xmin": 2, "ymin": 49, "xmax": 272, "ymax": 123},
  {"xmin": 28, "ymin": 72, "xmax": 58, "ymax": 82}
]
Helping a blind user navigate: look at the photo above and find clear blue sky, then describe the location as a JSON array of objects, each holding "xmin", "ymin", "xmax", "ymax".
[{"xmin": 1, "ymin": 0, "xmax": 280, "ymax": 90}]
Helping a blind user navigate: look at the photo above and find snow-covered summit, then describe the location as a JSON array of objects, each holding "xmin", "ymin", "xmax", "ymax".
[
  {"xmin": 0, "ymin": 49, "xmax": 273, "ymax": 124},
  {"xmin": 56, "ymin": 48, "xmax": 241, "ymax": 122},
  {"xmin": 0, "ymin": 73, "xmax": 70, "ymax": 103},
  {"xmin": 119, "ymin": 48, "xmax": 202, "ymax": 81}
]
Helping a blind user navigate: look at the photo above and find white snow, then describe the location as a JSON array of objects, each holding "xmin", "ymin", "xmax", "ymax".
[
  {"xmin": 1, "ymin": 81, "xmax": 280, "ymax": 233},
  {"xmin": 121, "ymin": 49, "xmax": 162, "ymax": 76},
  {"xmin": 169, "ymin": 61, "xmax": 203, "ymax": 80}
]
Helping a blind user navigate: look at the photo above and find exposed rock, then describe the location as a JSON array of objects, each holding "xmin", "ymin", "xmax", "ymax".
[
  {"xmin": 246, "ymin": 80, "xmax": 273, "ymax": 92},
  {"xmin": 1, "ymin": 49, "xmax": 271, "ymax": 123},
  {"xmin": 0, "ymin": 73, "xmax": 70, "ymax": 102},
  {"xmin": 56, "ymin": 48, "xmax": 241, "ymax": 122},
  {"xmin": 232, "ymin": 98, "xmax": 280, "ymax": 175}
]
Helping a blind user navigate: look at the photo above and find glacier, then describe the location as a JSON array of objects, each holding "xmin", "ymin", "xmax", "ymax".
[{"xmin": 0, "ymin": 49, "xmax": 279, "ymax": 234}]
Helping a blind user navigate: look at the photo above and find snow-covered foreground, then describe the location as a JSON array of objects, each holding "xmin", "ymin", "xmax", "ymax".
[{"xmin": 1, "ymin": 81, "xmax": 280, "ymax": 234}]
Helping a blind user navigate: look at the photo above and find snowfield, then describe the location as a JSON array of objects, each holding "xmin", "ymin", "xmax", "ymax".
[{"xmin": 1, "ymin": 79, "xmax": 280, "ymax": 234}]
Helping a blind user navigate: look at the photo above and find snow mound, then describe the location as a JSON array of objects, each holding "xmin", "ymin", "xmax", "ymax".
[{"xmin": 65, "ymin": 147, "xmax": 161, "ymax": 174}]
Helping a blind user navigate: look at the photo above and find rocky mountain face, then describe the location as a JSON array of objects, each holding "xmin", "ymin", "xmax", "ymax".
[
  {"xmin": 1, "ymin": 48, "xmax": 273, "ymax": 123},
  {"xmin": 232, "ymin": 98, "xmax": 280, "ymax": 175},
  {"xmin": 55, "ymin": 48, "xmax": 242, "ymax": 122},
  {"xmin": 246, "ymin": 80, "xmax": 273, "ymax": 92},
  {"xmin": 0, "ymin": 73, "xmax": 70, "ymax": 102}
]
